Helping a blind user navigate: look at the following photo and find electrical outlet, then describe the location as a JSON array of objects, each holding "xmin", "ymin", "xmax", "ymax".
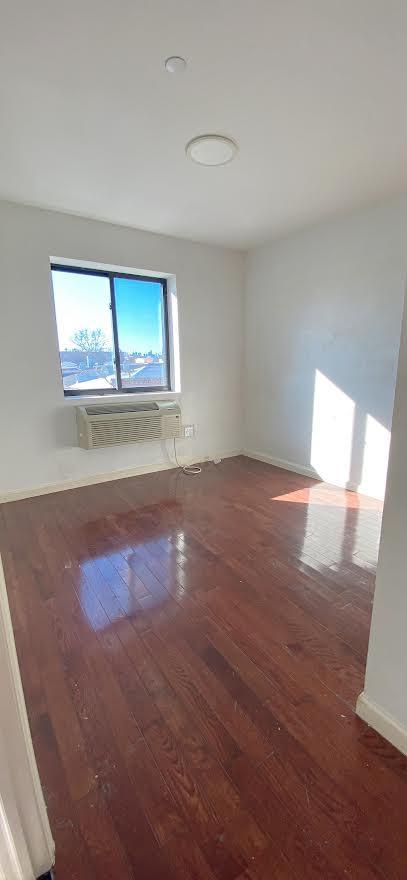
[{"xmin": 183, "ymin": 424, "xmax": 195, "ymax": 438}]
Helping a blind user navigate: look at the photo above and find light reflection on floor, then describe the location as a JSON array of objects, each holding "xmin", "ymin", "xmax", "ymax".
[
  {"xmin": 78, "ymin": 532, "xmax": 191, "ymax": 632},
  {"xmin": 271, "ymin": 484, "xmax": 382, "ymax": 571},
  {"xmin": 76, "ymin": 480, "xmax": 382, "ymax": 636}
]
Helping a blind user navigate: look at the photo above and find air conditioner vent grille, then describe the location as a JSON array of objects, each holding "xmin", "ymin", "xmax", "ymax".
[
  {"xmin": 76, "ymin": 400, "xmax": 181, "ymax": 449},
  {"xmin": 86, "ymin": 402, "xmax": 159, "ymax": 415}
]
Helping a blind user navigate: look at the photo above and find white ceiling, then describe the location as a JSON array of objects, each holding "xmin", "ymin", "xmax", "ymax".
[{"xmin": 1, "ymin": 0, "xmax": 407, "ymax": 249}]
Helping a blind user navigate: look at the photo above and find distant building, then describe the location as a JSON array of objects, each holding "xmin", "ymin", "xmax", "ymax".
[
  {"xmin": 122, "ymin": 362, "xmax": 166, "ymax": 387},
  {"xmin": 61, "ymin": 361, "xmax": 78, "ymax": 376}
]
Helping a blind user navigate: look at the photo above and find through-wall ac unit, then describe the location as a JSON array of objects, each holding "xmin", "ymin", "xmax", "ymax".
[{"xmin": 76, "ymin": 400, "xmax": 182, "ymax": 449}]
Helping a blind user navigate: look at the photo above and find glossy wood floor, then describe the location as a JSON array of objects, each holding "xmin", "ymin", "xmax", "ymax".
[{"xmin": 2, "ymin": 456, "xmax": 407, "ymax": 880}]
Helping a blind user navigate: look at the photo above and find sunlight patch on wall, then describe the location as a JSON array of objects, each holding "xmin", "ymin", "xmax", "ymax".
[
  {"xmin": 311, "ymin": 370, "xmax": 355, "ymax": 488},
  {"xmin": 168, "ymin": 276, "xmax": 181, "ymax": 392},
  {"xmin": 358, "ymin": 414, "xmax": 390, "ymax": 500}
]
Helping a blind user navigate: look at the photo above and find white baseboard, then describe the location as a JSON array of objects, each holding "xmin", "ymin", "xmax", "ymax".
[
  {"xmin": 243, "ymin": 448, "xmax": 362, "ymax": 493},
  {"xmin": 356, "ymin": 692, "xmax": 407, "ymax": 758},
  {"xmin": 243, "ymin": 448, "xmax": 320, "ymax": 480},
  {"xmin": 0, "ymin": 448, "xmax": 241, "ymax": 504}
]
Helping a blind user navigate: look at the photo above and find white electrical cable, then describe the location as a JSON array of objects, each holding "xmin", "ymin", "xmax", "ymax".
[{"xmin": 173, "ymin": 436, "xmax": 202, "ymax": 476}]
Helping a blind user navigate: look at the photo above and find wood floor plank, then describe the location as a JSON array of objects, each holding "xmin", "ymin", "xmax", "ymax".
[
  {"xmin": 2, "ymin": 456, "xmax": 407, "ymax": 879},
  {"xmin": 30, "ymin": 712, "xmax": 96, "ymax": 880},
  {"xmin": 142, "ymin": 627, "xmax": 241, "ymax": 766},
  {"xmin": 76, "ymin": 789, "xmax": 135, "ymax": 880},
  {"xmin": 152, "ymin": 683, "xmax": 242, "ymax": 825},
  {"xmin": 227, "ymin": 753, "xmax": 343, "ymax": 879},
  {"xmin": 146, "ymin": 622, "xmax": 272, "ymax": 763},
  {"xmin": 162, "ymin": 833, "xmax": 218, "ymax": 880},
  {"xmin": 142, "ymin": 714, "xmax": 219, "ymax": 844},
  {"xmin": 202, "ymin": 809, "xmax": 270, "ymax": 880}
]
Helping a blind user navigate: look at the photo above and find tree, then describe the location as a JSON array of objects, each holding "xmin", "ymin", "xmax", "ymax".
[{"xmin": 71, "ymin": 328, "xmax": 107, "ymax": 352}]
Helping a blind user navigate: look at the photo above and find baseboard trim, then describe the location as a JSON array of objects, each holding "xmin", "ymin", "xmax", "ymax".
[
  {"xmin": 243, "ymin": 448, "xmax": 320, "ymax": 481},
  {"xmin": 356, "ymin": 692, "xmax": 407, "ymax": 758},
  {"xmin": 0, "ymin": 448, "xmax": 241, "ymax": 504},
  {"xmin": 243, "ymin": 448, "xmax": 363, "ymax": 494}
]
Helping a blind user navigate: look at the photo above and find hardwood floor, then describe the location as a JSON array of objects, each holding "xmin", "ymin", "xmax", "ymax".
[{"xmin": 1, "ymin": 455, "xmax": 407, "ymax": 879}]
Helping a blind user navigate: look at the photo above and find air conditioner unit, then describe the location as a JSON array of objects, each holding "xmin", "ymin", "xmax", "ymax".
[{"xmin": 76, "ymin": 400, "xmax": 182, "ymax": 449}]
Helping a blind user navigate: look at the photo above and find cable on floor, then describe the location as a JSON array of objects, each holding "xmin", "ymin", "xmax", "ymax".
[{"xmin": 173, "ymin": 436, "xmax": 202, "ymax": 475}]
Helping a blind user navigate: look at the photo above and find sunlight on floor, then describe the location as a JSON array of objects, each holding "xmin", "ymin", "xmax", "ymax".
[
  {"xmin": 301, "ymin": 495, "xmax": 348, "ymax": 567},
  {"xmin": 271, "ymin": 483, "xmax": 381, "ymax": 567},
  {"xmin": 271, "ymin": 485, "xmax": 382, "ymax": 510}
]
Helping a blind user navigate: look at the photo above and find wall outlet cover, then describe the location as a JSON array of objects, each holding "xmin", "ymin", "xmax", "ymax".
[{"xmin": 183, "ymin": 424, "xmax": 195, "ymax": 438}]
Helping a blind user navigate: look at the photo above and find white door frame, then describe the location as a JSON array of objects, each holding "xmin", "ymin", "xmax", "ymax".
[{"xmin": 0, "ymin": 555, "xmax": 55, "ymax": 880}]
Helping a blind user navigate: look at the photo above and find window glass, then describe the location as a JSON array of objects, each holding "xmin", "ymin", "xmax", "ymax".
[
  {"xmin": 113, "ymin": 276, "xmax": 167, "ymax": 389},
  {"xmin": 52, "ymin": 269, "xmax": 117, "ymax": 392},
  {"xmin": 51, "ymin": 266, "xmax": 170, "ymax": 394}
]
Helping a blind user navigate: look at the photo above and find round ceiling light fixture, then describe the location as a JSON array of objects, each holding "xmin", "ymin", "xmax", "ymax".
[
  {"xmin": 165, "ymin": 56, "xmax": 187, "ymax": 73},
  {"xmin": 185, "ymin": 134, "xmax": 238, "ymax": 166}
]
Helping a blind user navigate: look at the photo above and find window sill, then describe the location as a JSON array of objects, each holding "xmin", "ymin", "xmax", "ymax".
[{"xmin": 63, "ymin": 390, "xmax": 181, "ymax": 407}]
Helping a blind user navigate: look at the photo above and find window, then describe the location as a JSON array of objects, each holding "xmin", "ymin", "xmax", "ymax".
[{"xmin": 51, "ymin": 264, "xmax": 170, "ymax": 395}]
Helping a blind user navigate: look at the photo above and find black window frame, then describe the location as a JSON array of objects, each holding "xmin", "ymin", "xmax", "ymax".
[{"xmin": 51, "ymin": 263, "xmax": 171, "ymax": 396}]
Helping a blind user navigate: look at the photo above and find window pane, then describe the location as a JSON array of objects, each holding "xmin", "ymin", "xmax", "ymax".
[
  {"xmin": 113, "ymin": 277, "xmax": 168, "ymax": 389},
  {"xmin": 52, "ymin": 270, "xmax": 117, "ymax": 393}
]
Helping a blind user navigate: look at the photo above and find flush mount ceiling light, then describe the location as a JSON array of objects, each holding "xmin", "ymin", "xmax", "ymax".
[
  {"xmin": 185, "ymin": 134, "xmax": 238, "ymax": 166},
  {"xmin": 165, "ymin": 56, "xmax": 187, "ymax": 73}
]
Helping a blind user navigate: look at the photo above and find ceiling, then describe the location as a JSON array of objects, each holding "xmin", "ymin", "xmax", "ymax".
[{"xmin": 1, "ymin": 0, "xmax": 407, "ymax": 249}]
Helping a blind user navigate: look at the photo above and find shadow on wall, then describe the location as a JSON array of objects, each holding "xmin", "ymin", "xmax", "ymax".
[{"xmin": 311, "ymin": 370, "xmax": 391, "ymax": 499}]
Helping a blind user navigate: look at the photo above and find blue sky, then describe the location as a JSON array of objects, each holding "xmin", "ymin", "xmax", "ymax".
[
  {"xmin": 114, "ymin": 276, "xmax": 163, "ymax": 353},
  {"xmin": 52, "ymin": 270, "xmax": 164, "ymax": 354}
]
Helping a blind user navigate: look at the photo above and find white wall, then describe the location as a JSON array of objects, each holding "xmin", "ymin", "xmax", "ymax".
[
  {"xmin": 244, "ymin": 195, "xmax": 407, "ymax": 498},
  {"xmin": 357, "ymin": 290, "xmax": 407, "ymax": 750},
  {"xmin": 2, "ymin": 194, "xmax": 406, "ymax": 502},
  {"xmin": 0, "ymin": 201, "xmax": 244, "ymax": 497}
]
